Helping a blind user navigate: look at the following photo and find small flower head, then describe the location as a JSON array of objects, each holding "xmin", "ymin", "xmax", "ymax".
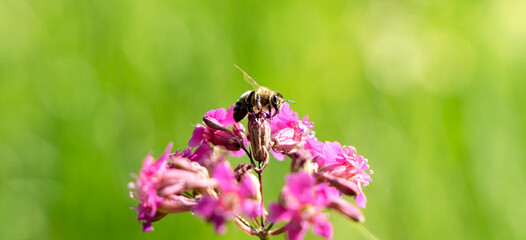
[
  {"xmin": 270, "ymin": 103, "xmax": 313, "ymax": 135},
  {"xmin": 129, "ymin": 88, "xmax": 373, "ymax": 238},
  {"xmin": 269, "ymin": 103, "xmax": 299, "ymax": 134},
  {"xmin": 129, "ymin": 143, "xmax": 218, "ymax": 232},
  {"xmin": 189, "ymin": 105, "xmax": 245, "ymax": 155},
  {"xmin": 272, "ymin": 126, "xmax": 302, "ymax": 153},
  {"xmin": 320, "ymin": 141, "xmax": 373, "ymax": 208},
  {"xmin": 194, "ymin": 161, "xmax": 261, "ymax": 233},
  {"xmin": 269, "ymin": 103, "xmax": 315, "ymax": 160},
  {"xmin": 269, "ymin": 172, "xmax": 338, "ymax": 240},
  {"xmin": 129, "ymin": 143, "xmax": 174, "ymax": 232}
]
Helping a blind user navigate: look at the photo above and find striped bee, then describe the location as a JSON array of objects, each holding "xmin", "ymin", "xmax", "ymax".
[{"xmin": 233, "ymin": 65, "xmax": 292, "ymax": 122}]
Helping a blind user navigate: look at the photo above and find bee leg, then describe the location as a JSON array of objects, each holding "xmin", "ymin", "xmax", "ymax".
[{"xmin": 256, "ymin": 94, "xmax": 262, "ymax": 111}]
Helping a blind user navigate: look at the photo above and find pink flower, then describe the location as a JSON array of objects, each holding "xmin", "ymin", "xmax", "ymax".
[
  {"xmin": 269, "ymin": 103, "xmax": 299, "ymax": 134},
  {"xmin": 204, "ymin": 105, "xmax": 236, "ymax": 127},
  {"xmin": 189, "ymin": 105, "xmax": 246, "ymax": 156},
  {"xmin": 269, "ymin": 103, "xmax": 314, "ymax": 159},
  {"xmin": 130, "ymin": 143, "xmax": 217, "ymax": 232},
  {"xmin": 194, "ymin": 161, "xmax": 261, "ymax": 233},
  {"xmin": 269, "ymin": 172, "xmax": 337, "ymax": 240},
  {"xmin": 130, "ymin": 143, "xmax": 177, "ymax": 232},
  {"xmin": 320, "ymin": 141, "xmax": 372, "ymax": 208},
  {"xmin": 129, "ymin": 143, "xmax": 173, "ymax": 232},
  {"xmin": 304, "ymin": 136, "xmax": 325, "ymax": 166},
  {"xmin": 270, "ymin": 103, "xmax": 313, "ymax": 136},
  {"xmin": 129, "ymin": 96, "xmax": 373, "ymax": 237},
  {"xmin": 273, "ymin": 126, "xmax": 302, "ymax": 153}
]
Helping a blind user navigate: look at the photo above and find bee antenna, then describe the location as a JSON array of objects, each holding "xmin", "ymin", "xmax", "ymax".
[{"xmin": 286, "ymin": 99, "xmax": 296, "ymax": 104}]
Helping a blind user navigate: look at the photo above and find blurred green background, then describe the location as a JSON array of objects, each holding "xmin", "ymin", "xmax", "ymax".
[{"xmin": 1, "ymin": 0, "xmax": 525, "ymax": 239}]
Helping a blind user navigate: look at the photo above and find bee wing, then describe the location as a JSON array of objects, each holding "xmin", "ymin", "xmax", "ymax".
[{"xmin": 234, "ymin": 64, "xmax": 261, "ymax": 90}]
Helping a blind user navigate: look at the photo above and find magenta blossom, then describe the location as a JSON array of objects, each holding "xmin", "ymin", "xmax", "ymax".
[
  {"xmin": 321, "ymin": 141, "xmax": 373, "ymax": 208},
  {"xmin": 130, "ymin": 143, "xmax": 219, "ymax": 232},
  {"xmin": 129, "ymin": 74, "xmax": 373, "ymax": 239},
  {"xmin": 130, "ymin": 143, "xmax": 173, "ymax": 232},
  {"xmin": 304, "ymin": 136, "xmax": 325, "ymax": 166},
  {"xmin": 269, "ymin": 172, "xmax": 338, "ymax": 240},
  {"xmin": 189, "ymin": 105, "xmax": 246, "ymax": 156},
  {"xmin": 194, "ymin": 161, "xmax": 261, "ymax": 233},
  {"xmin": 270, "ymin": 103, "xmax": 313, "ymax": 136},
  {"xmin": 269, "ymin": 103, "xmax": 315, "ymax": 160},
  {"xmin": 174, "ymin": 144, "xmax": 214, "ymax": 165},
  {"xmin": 269, "ymin": 102, "xmax": 299, "ymax": 134}
]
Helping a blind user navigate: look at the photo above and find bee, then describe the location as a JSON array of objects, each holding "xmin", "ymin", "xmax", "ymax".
[{"xmin": 233, "ymin": 65, "xmax": 293, "ymax": 122}]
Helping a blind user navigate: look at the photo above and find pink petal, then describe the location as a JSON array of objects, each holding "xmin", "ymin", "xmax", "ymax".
[
  {"xmin": 324, "ymin": 141, "xmax": 343, "ymax": 155},
  {"xmin": 272, "ymin": 127, "xmax": 301, "ymax": 152},
  {"xmin": 285, "ymin": 172, "xmax": 315, "ymax": 203},
  {"xmin": 286, "ymin": 221, "xmax": 309, "ymax": 240},
  {"xmin": 328, "ymin": 198, "xmax": 364, "ymax": 222},
  {"xmin": 204, "ymin": 108, "xmax": 226, "ymax": 121},
  {"xmin": 141, "ymin": 154, "xmax": 154, "ymax": 168},
  {"xmin": 323, "ymin": 142, "xmax": 345, "ymax": 167},
  {"xmin": 205, "ymin": 107, "xmax": 235, "ymax": 127},
  {"xmin": 213, "ymin": 161, "xmax": 236, "ymax": 192},
  {"xmin": 270, "ymin": 103, "xmax": 299, "ymax": 133},
  {"xmin": 223, "ymin": 104, "xmax": 236, "ymax": 126},
  {"xmin": 188, "ymin": 124, "xmax": 206, "ymax": 147},
  {"xmin": 355, "ymin": 191, "xmax": 367, "ymax": 208},
  {"xmin": 312, "ymin": 215, "xmax": 333, "ymax": 239},
  {"xmin": 313, "ymin": 183, "xmax": 340, "ymax": 206},
  {"xmin": 209, "ymin": 130, "xmax": 241, "ymax": 151},
  {"xmin": 157, "ymin": 143, "xmax": 174, "ymax": 163},
  {"xmin": 189, "ymin": 143, "xmax": 213, "ymax": 163},
  {"xmin": 239, "ymin": 174, "xmax": 258, "ymax": 197},
  {"xmin": 320, "ymin": 172, "xmax": 359, "ymax": 196},
  {"xmin": 305, "ymin": 137, "xmax": 324, "ymax": 157},
  {"xmin": 214, "ymin": 220, "xmax": 227, "ymax": 234},
  {"xmin": 271, "ymin": 149, "xmax": 287, "ymax": 161},
  {"xmin": 268, "ymin": 203, "xmax": 292, "ymax": 222},
  {"xmin": 158, "ymin": 195, "xmax": 197, "ymax": 213},
  {"xmin": 229, "ymin": 149, "xmax": 246, "ymax": 157},
  {"xmin": 193, "ymin": 196, "xmax": 217, "ymax": 219},
  {"xmin": 142, "ymin": 222, "xmax": 154, "ymax": 232},
  {"xmin": 342, "ymin": 145, "xmax": 357, "ymax": 158},
  {"xmin": 241, "ymin": 199, "xmax": 261, "ymax": 219}
]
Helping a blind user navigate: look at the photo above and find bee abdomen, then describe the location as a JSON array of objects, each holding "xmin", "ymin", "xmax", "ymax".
[{"xmin": 233, "ymin": 91, "xmax": 252, "ymax": 122}]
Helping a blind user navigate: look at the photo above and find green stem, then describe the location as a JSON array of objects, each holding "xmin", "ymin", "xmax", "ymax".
[{"xmin": 353, "ymin": 223, "xmax": 379, "ymax": 240}]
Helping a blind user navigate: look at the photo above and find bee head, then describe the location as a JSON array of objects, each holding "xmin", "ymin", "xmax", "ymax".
[{"xmin": 270, "ymin": 92, "xmax": 285, "ymax": 114}]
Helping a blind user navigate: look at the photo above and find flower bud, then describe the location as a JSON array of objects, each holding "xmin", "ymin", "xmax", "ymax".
[
  {"xmin": 170, "ymin": 155, "xmax": 204, "ymax": 173},
  {"xmin": 209, "ymin": 130, "xmax": 241, "ymax": 151},
  {"xmin": 242, "ymin": 171, "xmax": 262, "ymax": 202},
  {"xmin": 248, "ymin": 114, "xmax": 271, "ymax": 163},
  {"xmin": 318, "ymin": 172, "xmax": 359, "ymax": 196},
  {"xmin": 203, "ymin": 116, "xmax": 228, "ymax": 131},
  {"xmin": 233, "ymin": 164, "xmax": 261, "ymax": 201},
  {"xmin": 328, "ymin": 198, "xmax": 364, "ymax": 222},
  {"xmin": 151, "ymin": 212, "xmax": 167, "ymax": 222},
  {"xmin": 289, "ymin": 149, "xmax": 318, "ymax": 174},
  {"xmin": 234, "ymin": 164, "xmax": 252, "ymax": 181},
  {"xmin": 159, "ymin": 169, "xmax": 216, "ymax": 195},
  {"xmin": 272, "ymin": 127, "xmax": 301, "ymax": 153},
  {"xmin": 158, "ymin": 195, "xmax": 198, "ymax": 214},
  {"xmin": 232, "ymin": 122, "xmax": 246, "ymax": 140}
]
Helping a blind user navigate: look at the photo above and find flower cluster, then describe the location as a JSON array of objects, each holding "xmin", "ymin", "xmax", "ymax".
[{"xmin": 129, "ymin": 102, "xmax": 373, "ymax": 240}]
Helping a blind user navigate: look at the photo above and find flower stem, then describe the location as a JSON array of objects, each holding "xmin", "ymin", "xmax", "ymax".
[
  {"xmin": 258, "ymin": 169, "xmax": 264, "ymax": 228},
  {"xmin": 353, "ymin": 223, "xmax": 379, "ymax": 240}
]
